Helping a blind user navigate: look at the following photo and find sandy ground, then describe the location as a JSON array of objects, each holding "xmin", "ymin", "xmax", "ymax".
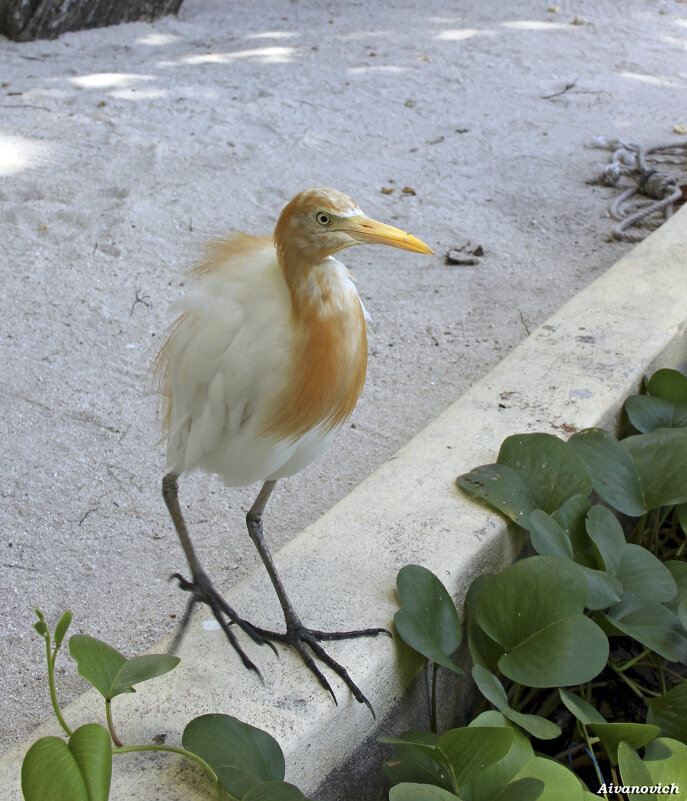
[{"xmin": 1, "ymin": 0, "xmax": 686, "ymax": 756}]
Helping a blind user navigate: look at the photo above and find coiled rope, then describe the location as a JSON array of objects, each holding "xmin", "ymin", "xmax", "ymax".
[{"xmin": 589, "ymin": 137, "xmax": 686, "ymax": 242}]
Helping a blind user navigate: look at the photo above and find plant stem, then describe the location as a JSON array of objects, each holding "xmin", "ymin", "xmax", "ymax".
[
  {"xmin": 430, "ymin": 661, "xmax": 438, "ymax": 734},
  {"xmin": 113, "ymin": 744, "xmax": 229, "ymax": 801},
  {"xmin": 615, "ymin": 648, "xmax": 651, "ymax": 673},
  {"xmin": 46, "ymin": 640, "xmax": 72, "ymax": 737},
  {"xmin": 581, "ymin": 724, "xmax": 607, "ymax": 799},
  {"xmin": 106, "ymin": 699, "xmax": 123, "ymax": 747}
]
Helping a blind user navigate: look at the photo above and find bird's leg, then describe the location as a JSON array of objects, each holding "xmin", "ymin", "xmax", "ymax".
[
  {"xmin": 244, "ymin": 480, "xmax": 390, "ymax": 714},
  {"xmin": 161, "ymin": 472, "xmax": 275, "ymax": 672}
]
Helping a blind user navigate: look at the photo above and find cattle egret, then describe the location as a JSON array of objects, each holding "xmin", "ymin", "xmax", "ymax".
[{"xmin": 154, "ymin": 187, "xmax": 433, "ymax": 711}]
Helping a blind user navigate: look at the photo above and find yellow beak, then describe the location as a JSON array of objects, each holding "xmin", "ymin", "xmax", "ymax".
[{"xmin": 337, "ymin": 215, "xmax": 434, "ymax": 255}]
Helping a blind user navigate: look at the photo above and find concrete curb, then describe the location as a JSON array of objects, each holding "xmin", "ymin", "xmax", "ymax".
[{"xmin": 2, "ymin": 206, "xmax": 686, "ymax": 799}]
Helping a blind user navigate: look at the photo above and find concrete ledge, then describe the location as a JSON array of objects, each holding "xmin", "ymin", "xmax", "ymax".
[{"xmin": 2, "ymin": 206, "xmax": 687, "ymax": 799}]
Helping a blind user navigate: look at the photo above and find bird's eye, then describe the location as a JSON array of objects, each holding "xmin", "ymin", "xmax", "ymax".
[{"xmin": 315, "ymin": 211, "xmax": 332, "ymax": 226}]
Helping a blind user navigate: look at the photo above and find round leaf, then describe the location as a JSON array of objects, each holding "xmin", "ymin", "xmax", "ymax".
[
  {"xmin": 390, "ymin": 784, "xmax": 460, "ymax": 801},
  {"xmin": 182, "ymin": 714, "xmax": 284, "ymax": 798},
  {"xmin": 242, "ymin": 781, "xmax": 305, "ymax": 801},
  {"xmin": 456, "ymin": 463, "xmax": 537, "ymax": 527},
  {"xmin": 618, "ymin": 742, "xmax": 653, "ymax": 789},
  {"xmin": 613, "ymin": 545, "xmax": 676, "ymax": 603},
  {"xmin": 22, "ymin": 738, "xmax": 89, "ymax": 801},
  {"xmin": 623, "ymin": 428, "xmax": 687, "ymax": 508},
  {"xmin": 67, "ymin": 724, "xmax": 112, "ymax": 801},
  {"xmin": 559, "ymin": 689, "xmax": 605, "ymax": 726},
  {"xmin": 585, "ymin": 506, "xmax": 625, "ymax": 574},
  {"xmin": 647, "ymin": 368, "xmax": 687, "ymax": 403},
  {"xmin": 644, "ymin": 737, "xmax": 687, "ymax": 791},
  {"xmin": 646, "ymin": 681, "xmax": 687, "ymax": 744},
  {"xmin": 625, "ymin": 395, "xmax": 687, "ymax": 433},
  {"xmin": 497, "ymin": 433, "xmax": 592, "ymax": 514},
  {"xmin": 472, "ymin": 557, "xmax": 608, "ymax": 687},
  {"xmin": 437, "ymin": 727, "xmax": 514, "ymax": 789},
  {"xmin": 394, "ymin": 565, "xmax": 463, "ymax": 674},
  {"xmin": 568, "ymin": 428, "xmax": 645, "ymax": 516},
  {"xmin": 498, "ymin": 755, "xmax": 584, "ymax": 801},
  {"xmin": 528, "ymin": 511, "xmax": 574, "ymax": 559},
  {"xmin": 21, "ymin": 726, "xmax": 112, "ymax": 801},
  {"xmin": 590, "ymin": 722, "xmax": 661, "ymax": 765},
  {"xmin": 602, "ymin": 595, "xmax": 687, "ymax": 663}
]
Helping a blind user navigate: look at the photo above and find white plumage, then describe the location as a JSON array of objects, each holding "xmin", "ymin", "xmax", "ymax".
[{"xmin": 154, "ymin": 188, "xmax": 433, "ymax": 711}]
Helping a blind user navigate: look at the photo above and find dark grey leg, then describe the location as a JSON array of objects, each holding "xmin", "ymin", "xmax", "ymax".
[
  {"xmin": 245, "ymin": 480, "xmax": 390, "ymax": 715},
  {"xmin": 161, "ymin": 471, "xmax": 274, "ymax": 672}
]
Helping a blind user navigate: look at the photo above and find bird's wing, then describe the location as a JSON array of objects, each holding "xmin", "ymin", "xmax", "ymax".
[{"xmin": 155, "ymin": 235, "xmax": 292, "ymax": 472}]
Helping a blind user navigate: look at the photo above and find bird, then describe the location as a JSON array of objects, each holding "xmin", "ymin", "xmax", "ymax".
[{"xmin": 153, "ymin": 187, "xmax": 433, "ymax": 712}]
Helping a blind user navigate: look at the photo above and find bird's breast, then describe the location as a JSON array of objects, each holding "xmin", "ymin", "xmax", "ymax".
[{"xmin": 260, "ymin": 268, "xmax": 368, "ymax": 443}]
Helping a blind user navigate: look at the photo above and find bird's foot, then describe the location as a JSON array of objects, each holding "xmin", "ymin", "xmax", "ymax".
[
  {"xmin": 169, "ymin": 570, "xmax": 278, "ymax": 674},
  {"xmin": 252, "ymin": 618, "xmax": 391, "ymax": 716}
]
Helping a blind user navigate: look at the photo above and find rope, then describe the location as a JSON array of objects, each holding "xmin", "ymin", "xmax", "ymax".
[{"xmin": 588, "ymin": 137, "xmax": 687, "ymax": 242}]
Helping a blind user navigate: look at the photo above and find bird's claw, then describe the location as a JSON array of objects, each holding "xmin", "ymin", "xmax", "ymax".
[
  {"xmin": 251, "ymin": 621, "xmax": 390, "ymax": 717},
  {"xmin": 168, "ymin": 571, "xmax": 278, "ymax": 672}
]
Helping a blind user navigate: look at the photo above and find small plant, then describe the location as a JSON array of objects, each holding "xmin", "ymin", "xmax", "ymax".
[
  {"xmin": 22, "ymin": 610, "xmax": 311, "ymax": 801},
  {"xmin": 384, "ymin": 368, "xmax": 687, "ymax": 800}
]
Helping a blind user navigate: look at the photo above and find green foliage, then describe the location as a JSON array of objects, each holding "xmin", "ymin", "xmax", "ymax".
[
  {"xmin": 388, "ymin": 369, "xmax": 687, "ymax": 801},
  {"xmin": 395, "ymin": 565, "xmax": 464, "ymax": 675},
  {"xmin": 467, "ymin": 556, "xmax": 608, "ymax": 687},
  {"xmin": 69, "ymin": 635, "xmax": 180, "ymax": 700},
  {"xmin": 22, "ymin": 725, "xmax": 112, "ymax": 801},
  {"xmin": 182, "ymin": 714, "xmax": 285, "ymax": 798}
]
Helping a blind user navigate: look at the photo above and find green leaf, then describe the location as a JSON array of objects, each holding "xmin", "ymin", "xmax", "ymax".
[
  {"xmin": 665, "ymin": 560, "xmax": 687, "ymax": 620},
  {"xmin": 625, "ymin": 395, "xmax": 687, "ymax": 433},
  {"xmin": 602, "ymin": 595, "xmax": 687, "ymax": 663},
  {"xmin": 390, "ymin": 784, "xmax": 461, "ymax": 801},
  {"xmin": 69, "ymin": 635, "xmax": 179, "ymax": 699},
  {"xmin": 241, "ymin": 781, "xmax": 305, "ymax": 801},
  {"xmin": 558, "ymin": 689, "xmax": 605, "ymax": 726},
  {"xmin": 497, "ymin": 433, "xmax": 592, "ymax": 515},
  {"xmin": 471, "ymin": 666, "xmax": 561, "ymax": 740},
  {"xmin": 528, "ymin": 511, "xmax": 573, "ymax": 559},
  {"xmin": 646, "ymin": 681, "xmax": 687, "ymax": 744},
  {"xmin": 590, "ymin": 722, "xmax": 661, "ymax": 765},
  {"xmin": 613, "ymin": 545, "xmax": 677, "ymax": 603},
  {"xmin": 394, "ymin": 565, "xmax": 463, "ymax": 674},
  {"xmin": 618, "ymin": 742, "xmax": 654, "ymax": 798},
  {"xmin": 22, "ymin": 738, "xmax": 89, "ymax": 801},
  {"xmin": 456, "ymin": 464, "xmax": 537, "ymax": 526},
  {"xmin": 585, "ymin": 506, "xmax": 625, "ymax": 573},
  {"xmin": 21, "ymin": 725, "xmax": 112, "ymax": 801},
  {"xmin": 568, "ymin": 428, "xmax": 646, "ymax": 516},
  {"xmin": 69, "ymin": 636, "xmax": 127, "ymax": 698},
  {"xmin": 647, "ymin": 368, "xmax": 687, "ymax": 403},
  {"xmin": 678, "ymin": 503, "xmax": 687, "ymax": 535},
  {"xmin": 461, "ymin": 717, "xmax": 534, "ymax": 801},
  {"xmin": 182, "ymin": 714, "xmax": 284, "ymax": 798},
  {"xmin": 54, "ymin": 612, "xmax": 73, "ymax": 649},
  {"xmin": 575, "ymin": 565, "xmax": 622, "ymax": 611},
  {"xmin": 110, "ymin": 654, "xmax": 181, "ymax": 697},
  {"xmin": 383, "ymin": 742, "xmax": 453, "ymax": 792},
  {"xmin": 66, "ymin": 725, "xmax": 112, "ymax": 801},
  {"xmin": 33, "ymin": 609, "xmax": 48, "ymax": 640},
  {"xmin": 552, "ymin": 495, "xmax": 592, "ymax": 558},
  {"xmin": 643, "ymin": 737, "xmax": 687, "ymax": 791},
  {"xmin": 466, "ymin": 609, "xmax": 504, "ymax": 673},
  {"xmin": 623, "ymin": 428, "xmax": 687, "ymax": 508},
  {"xmin": 438, "ymin": 727, "xmax": 514, "ymax": 790},
  {"xmin": 496, "ymin": 756, "xmax": 583, "ymax": 801},
  {"xmin": 472, "ymin": 557, "xmax": 608, "ymax": 687}
]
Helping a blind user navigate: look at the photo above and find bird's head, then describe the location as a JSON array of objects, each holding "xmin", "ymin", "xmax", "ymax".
[{"xmin": 273, "ymin": 187, "xmax": 434, "ymax": 267}]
